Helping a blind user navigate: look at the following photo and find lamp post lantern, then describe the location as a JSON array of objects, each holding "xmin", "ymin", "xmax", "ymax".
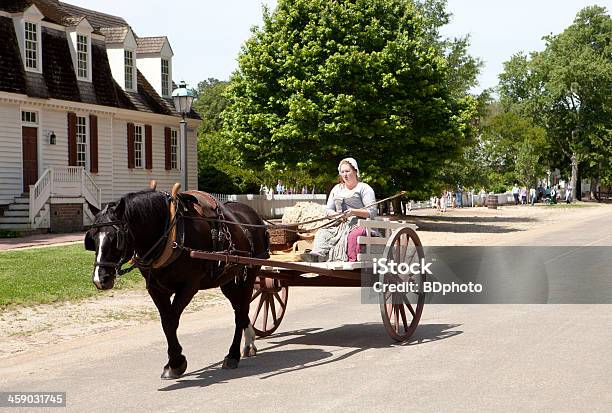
[{"xmin": 172, "ymin": 80, "xmax": 195, "ymax": 189}]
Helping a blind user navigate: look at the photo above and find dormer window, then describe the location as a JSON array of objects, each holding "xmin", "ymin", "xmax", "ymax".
[
  {"xmin": 77, "ymin": 34, "xmax": 89, "ymax": 79},
  {"xmin": 161, "ymin": 58, "xmax": 170, "ymax": 97},
  {"xmin": 66, "ymin": 18, "xmax": 93, "ymax": 81},
  {"xmin": 125, "ymin": 50, "xmax": 135, "ymax": 90},
  {"xmin": 24, "ymin": 21, "xmax": 39, "ymax": 70}
]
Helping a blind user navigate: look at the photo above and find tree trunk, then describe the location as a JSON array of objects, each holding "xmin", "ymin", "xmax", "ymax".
[
  {"xmin": 391, "ymin": 198, "xmax": 402, "ymax": 215},
  {"xmin": 570, "ymin": 152, "xmax": 578, "ymax": 202},
  {"xmin": 591, "ymin": 171, "xmax": 600, "ymax": 201}
]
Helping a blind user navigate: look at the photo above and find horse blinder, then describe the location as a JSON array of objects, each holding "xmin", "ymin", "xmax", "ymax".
[{"xmin": 84, "ymin": 231, "xmax": 96, "ymax": 251}]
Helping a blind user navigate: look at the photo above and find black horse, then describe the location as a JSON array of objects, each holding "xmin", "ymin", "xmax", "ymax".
[{"xmin": 84, "ymin": 187, "xmax": 269, "ymax": 379}]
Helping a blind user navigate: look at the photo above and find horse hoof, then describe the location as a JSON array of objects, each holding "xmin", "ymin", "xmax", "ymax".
[
  {"xmin": 222, "ymin": 357, "xmax": 239, "ymax": 369},
  {"xmin": 160, "ymin": 359, "xmax": 187, "ymax": 380},
  {"xmin": 242, "ymin": 344, "xmax": 257, "ymax": 358}
]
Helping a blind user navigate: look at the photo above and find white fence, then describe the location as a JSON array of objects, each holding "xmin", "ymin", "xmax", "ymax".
[{"xmin": 209, "ymin": 193, "xmax": 327, "ymax": 219}]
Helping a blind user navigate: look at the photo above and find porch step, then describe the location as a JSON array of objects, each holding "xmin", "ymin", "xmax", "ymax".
[
  {"xmin": 8, "ymin": 203, "xmax": 29, "ymax": 211},
  {"xmin": 0, "ymin": 223, "xmax": 33, "ymax": 231},
  {"xmin": 0, "ymin": 216, "xmax": 30, "ymax": 224},
  {"xmin": 13, "ymin": 197, "xmax": 30, "ymax": 204},
  {"xmin": 3, "ymin": 210, "xmax": 29, "ymax": 217}
]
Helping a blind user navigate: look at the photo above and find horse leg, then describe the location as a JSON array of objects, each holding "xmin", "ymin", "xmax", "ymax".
[
  {"xmin": 242, "ymin": 322, "xmax": 257, "ymax": 357},
  {"xmin": 220, "ymin": 270, "xmax": 257, "ymax": 369},
  {"xmin": 148, "ymin": 286, "xmax": 197, "ymax": 379}
]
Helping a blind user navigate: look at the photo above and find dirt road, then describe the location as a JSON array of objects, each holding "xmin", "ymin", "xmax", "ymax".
[{"xmin": 1, "ymin": 203, "xmax": 610, "ymax": 411}]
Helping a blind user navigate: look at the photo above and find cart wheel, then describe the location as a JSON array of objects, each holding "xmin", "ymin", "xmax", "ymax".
[
  {"xmin": 249, "ymin": 275, "xmax": 288, "ymax": 337},
  {"xmin": 379, "ymin": 227, "xmax": 426, "ymax": 342}
]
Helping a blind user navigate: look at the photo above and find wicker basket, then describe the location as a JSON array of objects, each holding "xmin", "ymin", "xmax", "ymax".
[{"xmin": 269, "ymin": 225, "xmax": 299, "ymax": 246}]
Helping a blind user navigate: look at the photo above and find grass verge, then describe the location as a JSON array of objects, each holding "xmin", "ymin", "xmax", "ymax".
[{"xmin": 0, "ymin": 244, "xmax": 144, "ymax": 308}]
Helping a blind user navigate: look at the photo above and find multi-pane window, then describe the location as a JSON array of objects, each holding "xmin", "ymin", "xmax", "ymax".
[
  {"xmin": 124, "ymin": 50, "xmax": 134, "ymax": 90},
  {"xmin": 161, "ymin": 59, "xmax": 169, "ymax": 97},
  {"xmin": 21, "ymin": 111, "xmax": 38, "ymax": 124},
  {"xmin": 24, "ymin": 22, "xmax": 38, "ymax": 69},
  {"xmin": 76, "ymin": 116, "xmax": 87, "ymax": 168},
  {"xmin": 134, "ymin": 125, "xmax": 143, "ymax": 168},
  {"xmin": 77, "ymin": 34, "xmax": 88, "ymax": 78},
  {"xmin": 170, "ymin": 129, "xmax": 178, "ymax": 169}
]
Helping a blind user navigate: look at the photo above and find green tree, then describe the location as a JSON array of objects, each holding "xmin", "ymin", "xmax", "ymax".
[
  {"xmin": 223, "ymin": 0, "xmax": 478, "ymax": 198},
  {"xmin": 479, "ymin": 108, "xmax": 549, "ymax": 191},
  {"xmin": 193, "ymin": 78, "xmax": 230, "ymax": 133},
  {"xmin": 194, "ymin": 78, "xmax": 259, "ymax": 193},
  {"xmin": 499, "ymin": 6, "xmax": 612, "ymax": 200}
]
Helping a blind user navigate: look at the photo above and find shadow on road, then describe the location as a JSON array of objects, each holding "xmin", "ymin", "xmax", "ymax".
[
  {"xmin": 159, "ymin": 323, "xmax": 461, "ymax": 391},
  {"xmin": 415, "ymin": 222, "xmax": 524, "ymax": 233},
  {"xmin": 407, "ymin": 215, "xmax": 537, "ymax": 234}
]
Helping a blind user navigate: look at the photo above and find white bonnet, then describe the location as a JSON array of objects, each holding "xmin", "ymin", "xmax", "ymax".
[{"xmin": 338, "ymin": 157, "xmax": 359, "ymax": 177}]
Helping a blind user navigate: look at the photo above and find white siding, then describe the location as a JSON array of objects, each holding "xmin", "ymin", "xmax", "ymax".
[
  {"xmin": 187, "ymin": 125, "xmax": 198, "ymax": 191},
  {"xmin": 1, "ymin": 101, "xmax": 199, "ymax": 206},
  {"xmin": 95, "ymin": 114, "xmax": 114, "ymax": 204},
  {"xmin": 40, "ymin": 109, "xmax": 68, "ymax": 169},
  {"xmin": 111, "ymin": 118, "xmax": 197, "ymax": 201},
  {"xmin": 136, "ymin": 57, "xmax": 162, "ymax": 96},
  {"xmin": 38, "ymin": 109, "xmax": 114, "ymax": 204},
  {"xmin": 0, "ymin": 104, "xmax": 22, "ymax": 204},
  {"xmin": 136, "ymin": 55, "xmax": 172, "ymax": 98}
]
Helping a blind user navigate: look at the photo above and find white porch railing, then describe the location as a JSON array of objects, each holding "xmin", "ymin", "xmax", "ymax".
[
  {"xmin": 29, "ymin": 166, "xmax": 101, "ymax": 224},
  {"xmin": 29, "ymin": 168, "xmax": 52, "ymax": 224}
]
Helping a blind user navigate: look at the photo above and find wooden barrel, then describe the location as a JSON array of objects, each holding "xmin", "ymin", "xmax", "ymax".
[{"xmin": 487, "ymin": 194, "xmax": 498, "ymax": 209}]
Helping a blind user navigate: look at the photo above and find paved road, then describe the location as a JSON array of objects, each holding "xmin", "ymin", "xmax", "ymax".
[{"xmin": 1, "ymin": 210, "xmax": 611, "ymax": 412}]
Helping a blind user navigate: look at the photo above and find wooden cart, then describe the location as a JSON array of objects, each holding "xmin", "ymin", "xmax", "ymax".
[{"xmin": 190, "ymin": 219, "xmax": 426, "ymax": 342}]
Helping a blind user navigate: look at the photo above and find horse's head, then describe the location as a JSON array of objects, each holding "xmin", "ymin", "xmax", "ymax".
[{"xmin": 84, "ymin": 199, "xmax": 131, "ymax": 290}]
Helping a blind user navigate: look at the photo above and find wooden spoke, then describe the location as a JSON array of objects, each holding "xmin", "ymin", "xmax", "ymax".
[
  {"xmin": 251, "ymin": 288, "xmax": 263, "ymax": 303},
  {"xmin": 273, "ymin": 291, "xmax": 286, "ymax": 310},
  {"xmin": 393, "ymin": 304, "xmax": 400, "ymax": 332},
  {"xmin": 254, "ymin": 293, "xmax": 265, "ymax": 322},
  {"xmin": 379, "ymin": 227, "xmax": 426, "ymax": 342},
  {"xmin": 398, "ymin": 302, "xmax": 408, "ymax": 332},
  {"xmin": 250, "ymin": 276, "xmax": 289, "ymax": 337},
  {"xmin": 269, "ymin": 295, "xmax": 277, "ymax": 323},
  {"xmin": 400, "ymin": 233, "xmax": 408, "ymax": 262},
  {"xmin": 401, "ymin": 293, "xmax": 416, "ymax": 318},
  {"xmin": 262, "ymin": 296, "xmax": 269, "ymax": 331}
]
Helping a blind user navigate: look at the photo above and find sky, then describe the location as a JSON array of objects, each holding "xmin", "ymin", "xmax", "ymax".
[{"xmin": 67, "ymin": 0, "xmax": 611, "ymax": 93}]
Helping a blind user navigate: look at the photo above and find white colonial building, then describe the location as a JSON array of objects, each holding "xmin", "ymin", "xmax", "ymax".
[{"xmin": 0, "ymin": 0, "xmax": 200, "ymax": 233}]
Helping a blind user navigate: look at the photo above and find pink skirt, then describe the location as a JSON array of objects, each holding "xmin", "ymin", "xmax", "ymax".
[{"xmin": 346, "ymin": 227, "xmax": 367, "ymax": 262}]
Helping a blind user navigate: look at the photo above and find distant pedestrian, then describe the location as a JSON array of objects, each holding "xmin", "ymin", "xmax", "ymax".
[
  {"xmin": 512, "ymin": 184, "xmax": 520, "ymax": 205},
  {"xmin": 520, "ymin": 187, "xmax": 527, "ymax": 205},
  {"xmin": 276, "ymin": 179, "xmax": 285, "ymax": 194},
  {"xmin": 565, "ymin": 183, "xmax": 572, "ymax": 204},
  {"xmin": 456, "ymin": 187, "xmax": 463, "ymax": 208},
  {"xmin": 529, "ymin": 187, "xmax": 536, "ymax": 206}
]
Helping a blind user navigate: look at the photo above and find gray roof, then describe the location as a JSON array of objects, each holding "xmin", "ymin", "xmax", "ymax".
[
  {"xmin": 99, "ymin": 27, "xmax": 129, "ymax": 44},
  {"xmin": 136, "ymin": 37, "xmax": 167, "ymax": 54},
  {"xmin": 58, "ymin": 1, "xmax": 128, "ymax": 29}
]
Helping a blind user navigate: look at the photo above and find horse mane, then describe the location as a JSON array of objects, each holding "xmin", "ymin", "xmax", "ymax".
[{"xmin": 120, "ymin": 189, "xmax": 169, "ymax": 238}]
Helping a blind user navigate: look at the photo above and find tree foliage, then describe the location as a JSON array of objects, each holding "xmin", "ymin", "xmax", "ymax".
[
  {"xmin": 480, "ymin": 108, "xmax": 549, "ymax": 190},
  {"xmin": 498, "ymin": 5, "xmax": 612, "ymax": 197},
  {"xmin": 222, "ymin": 0, "xmax": 478, "ymax": 197},
  {"xmin": 194, "ymin": 79, "xmax": 259, "ymax": 193}
]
